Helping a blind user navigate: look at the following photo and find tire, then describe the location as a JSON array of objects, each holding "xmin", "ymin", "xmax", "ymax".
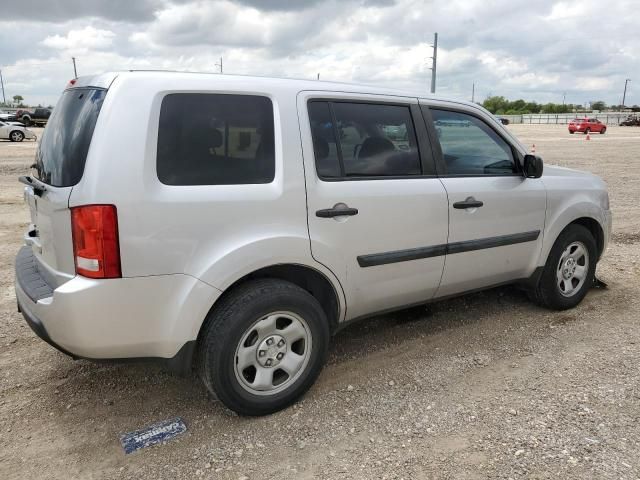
[
  {"xmin": 569, "ymin": 130, "xmax": 574, "ymax": 134},
  {"xmin": 600, "ymin": 127, "xmax": 606, "ymax": 134},
  {"xmin": 197, "ymin": 278, "xmax": 330, "ymax": 416},
  {"xmin": 584, "ymin": 128, "xmax": 590, "ymax": 134},
  {"xmin": 9, "ymin": 130, "xmax": 24, "ymax": 142},
  {"xmin": 21, "ymin": 116, "xmax": 31, "ymax": 127},
  {"xmin": 530, "ymin": 224, "xmax": 597, "ymax": 310}
]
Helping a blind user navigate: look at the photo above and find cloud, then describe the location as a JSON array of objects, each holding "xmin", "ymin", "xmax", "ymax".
[
  {"xmin": 0, "ymin": 0, "xmax": 164, "ymax": 22},
  {"xmin": 0, "ymin": 0, "xmax": 638, "ymax": 107},
  {"xmin": 41, "ymin": 27, "xmax": 116, "ymax": 51}
]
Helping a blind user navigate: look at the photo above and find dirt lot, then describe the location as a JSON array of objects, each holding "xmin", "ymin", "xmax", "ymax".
[{"xmin": 1, "ymin": 125, "xmax": 639, "ymax": 480}]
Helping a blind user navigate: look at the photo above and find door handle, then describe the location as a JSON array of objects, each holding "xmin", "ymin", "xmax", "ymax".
[
  {"xmin": 453, "ymin": 198, "xmax": 484, "ymax": 209},
  {"xmin": 316, "ymin": 206, "xmax": 359, "ymax": 218}
]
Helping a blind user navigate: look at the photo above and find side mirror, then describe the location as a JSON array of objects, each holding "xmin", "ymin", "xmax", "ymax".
[{"xmin": 523, "ymin": 154, "xmax": 543, "ymax": 178}]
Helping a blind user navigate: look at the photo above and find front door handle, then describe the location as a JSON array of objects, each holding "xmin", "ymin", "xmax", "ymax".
[
  {"xmin": 453, "ymin": 198, "xmax": 484, "ymax": 209},
  {"xmin": 316, "ymin": 206, "xmax": 359, "ymax": 218}
]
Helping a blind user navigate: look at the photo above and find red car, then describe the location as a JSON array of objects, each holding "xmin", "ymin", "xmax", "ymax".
[{"xmin": 568, "ymin": 118, "xmax": 606, "ymax": 134}]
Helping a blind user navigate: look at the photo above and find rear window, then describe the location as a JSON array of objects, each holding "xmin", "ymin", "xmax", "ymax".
[
  {"xmin": 35, "ymin": 88, "xmax": 106, "ymax": 187},
  {"xmin": 157, "ymin": 93, "xmax": 275, "ymax": 185}
]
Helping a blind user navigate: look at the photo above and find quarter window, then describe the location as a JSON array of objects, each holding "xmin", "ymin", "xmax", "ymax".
[
  {"xmin": 309, "ymin": 101, "xmax": 421, "ymax": 178},
  {"xmin": 431, "ymin": 109, "xmax": 517, "ymax": 176},
  {"xmin": 157, "ymin": 93, "xmax": 275, "ymax": 185}
]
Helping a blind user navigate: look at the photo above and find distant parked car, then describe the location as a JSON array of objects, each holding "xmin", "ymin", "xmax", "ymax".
[
  {"xmin": 15, "ymin": 107, "xmax": 51, "ymax": 126},
  {"xmin": 568, "ymin": 118, "xmax": 606, "ymax": 134},
  {"xmin": 0, "ymin": 111, "xmax": 17, "ymax": 122},
  {"xmin": 619, "ymin": 115, "xmax": 640, "ymax": 126},
  {"xmin": 0, "ymin": 120, "xmax": 37, "ymax": 142},
  {"xmin": 496, "ymin": 116, "xmax": 510, "ymax": 125}
]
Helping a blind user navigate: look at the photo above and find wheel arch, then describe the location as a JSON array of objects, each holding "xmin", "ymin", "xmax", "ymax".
[
  {"xmin": 205, "ymin": 263, "xmax": 343, "ymax": 335},
  {"xmin": 542, "ymin": 214, "xmax": 606, "ymax": 266},
  {"xmin": 9, "ymin": 129, "xmax": 24, "ymax": 140}
]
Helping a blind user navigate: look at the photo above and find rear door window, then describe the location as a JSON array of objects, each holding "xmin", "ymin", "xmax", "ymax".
[
  {"xmin": 157, "ymin": 94, "xmax": 275, "ymax": 185},
  {"xmin": 308, "ymin": 101, "xmax": 421, "ymax": 179},
  {"xmin": 35, "ymin": 88, "xmax": 106, "ymax": 187}
]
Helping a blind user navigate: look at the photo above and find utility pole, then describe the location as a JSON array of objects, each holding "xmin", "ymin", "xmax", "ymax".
[
  {"xmin": 317, "ymin": 73, "xmax": 320, "ymax": 80},
  {"xmin": 429, "ymin": 32, "xmax": 438, "ymax": 94},
  {"xmin": 0, "ymin": 69, "xmax": 6, "ymax": 105},
  {"xmin": 562, "ymin": 92, "xmax": 566, "ymax": 105},
  {"xmin": 72, "ymin": 57, "xmax": 78, "ymax": 78},
  {"xmin": 621, "ymin": 78, "xmax": 631, "ymax": 109},
  {"xmin": 215, "ymin": 57, "xmax": 223, "ymax": 74},
  {"xmin": 471, "ymin": 82, "xmax": 475, "ymax": 103}
]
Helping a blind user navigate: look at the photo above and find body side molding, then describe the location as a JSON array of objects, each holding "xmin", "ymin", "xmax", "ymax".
[{"xmin": 357, "ymin": 230, "xmax": 540, "ymax": 268}]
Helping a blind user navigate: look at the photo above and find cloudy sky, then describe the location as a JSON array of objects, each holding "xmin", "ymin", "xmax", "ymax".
[{"xmin": 0, "ymin": 0, "xmax": 637, "ymax": 107}]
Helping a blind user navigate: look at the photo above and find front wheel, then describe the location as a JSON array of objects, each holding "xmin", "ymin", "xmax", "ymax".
[
  {"xmin": 584, "ymin": 128, "xmax": 590, "ymax": 134},
  {"xmin": 9, "ymin": 130, "xmax": 24, "ymax": 142},
  {"xmin": 530, "ymin": 224, "xmax": 597, "ymax": 310},
  {"xmin": 600, "ymin": 127, "xmax": 606, "ymax": 134},
  {"xmin": 197, "ymin": 279, "xmax": 330, "ymax": 415}
]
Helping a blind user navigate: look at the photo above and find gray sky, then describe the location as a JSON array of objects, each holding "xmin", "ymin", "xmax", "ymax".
[{"xmin": 0, "ymin": 0, "xmax": 637, "ymax": 107}]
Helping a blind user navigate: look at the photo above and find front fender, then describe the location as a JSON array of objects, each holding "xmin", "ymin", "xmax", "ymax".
[{"xmin": 540, "ymin": 199, "xmax": 608, "ymax": 266}]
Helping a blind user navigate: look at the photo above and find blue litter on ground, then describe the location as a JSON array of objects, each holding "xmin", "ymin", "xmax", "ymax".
[{"xmin": 120, "ymin": 417, "xmax": 187, "ymax": 454}]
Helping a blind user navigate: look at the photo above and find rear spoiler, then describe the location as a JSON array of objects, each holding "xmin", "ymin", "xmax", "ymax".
[{"xmin": 65, "ymin": 72, "xmax": 119, "ymax": 91}]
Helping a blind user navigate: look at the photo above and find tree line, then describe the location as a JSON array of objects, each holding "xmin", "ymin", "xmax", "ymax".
[{"xmin": 482, "ymin": 96, "xmax": 640, "ymax": 115}]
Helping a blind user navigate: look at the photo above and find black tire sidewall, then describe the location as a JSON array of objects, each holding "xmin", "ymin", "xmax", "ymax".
[
  {"xmin": 202, "ymin": 280, "xmax": 329, "ymax": 415},
  {"xmin": 539, "ymin": 225, "xmax": 597, "ymax": 310}
]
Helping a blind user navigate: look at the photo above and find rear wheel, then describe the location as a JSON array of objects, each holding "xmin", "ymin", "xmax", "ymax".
[
  {"xmin": 21, "ymin": 116, "xmax": 31, "ymax": 127},
  {"xmin": 584, "ymin": 128, "xmax": 590, "ymax": 134},
  {"xmin": 569, "ymin": 130, "xmax": 575, "ymax": 134},
  {"xmin": 9, "ymin": 130, "xmax": 24, "ymax": 142},
  {"xmin": 600, "ymin": 127, "xmax": 606, "ymax": 134},
  {"xmin": 197, "ymin": 279, "xmax": 330, "ymax": 416},
  {"xmin": 530, "ymin": 224, "xmax": 597, "ymax": 310}
]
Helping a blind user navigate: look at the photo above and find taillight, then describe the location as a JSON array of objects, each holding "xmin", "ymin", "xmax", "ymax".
[{"xmin": 71, "ymin": 205, "xmax": 121, "ymax": 279}]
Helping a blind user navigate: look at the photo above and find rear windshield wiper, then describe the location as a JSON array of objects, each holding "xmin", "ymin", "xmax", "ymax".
[{"xmin": 19, "ymin": 175, "xmax": 47, "ymax": 196}]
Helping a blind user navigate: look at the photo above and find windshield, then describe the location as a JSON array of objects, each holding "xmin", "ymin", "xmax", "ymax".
[{"xmin": 35, "ymin": 88, "xmax": 106, "ymax": 186}]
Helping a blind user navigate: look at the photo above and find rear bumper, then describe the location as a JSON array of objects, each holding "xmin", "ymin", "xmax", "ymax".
[{"xmin": 15, "ymin": 246, "xmax": 220, "ymax": 370}]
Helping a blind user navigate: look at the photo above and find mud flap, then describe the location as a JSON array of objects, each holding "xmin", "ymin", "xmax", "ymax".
[{"xmin": 592, "ymin": 276, "xmax": 608, "ymax": 289}]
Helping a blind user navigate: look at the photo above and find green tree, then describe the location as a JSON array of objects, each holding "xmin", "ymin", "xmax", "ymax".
[
  {"xmin": 12, "ymin": 95, "xmax": 23, "ymax": 104},
  {"xmin": 482, "ymin": 96, "xmax": 508, "ymax": 114},
  {"xmin": 590, "ymin": 100, "xmax": 606, "ymax": 111}
]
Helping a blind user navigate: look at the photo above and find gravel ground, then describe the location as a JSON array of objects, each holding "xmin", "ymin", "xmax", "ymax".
[{"xmin": 1, "ymin": 125, "xmax": 639, "ymax": 480}]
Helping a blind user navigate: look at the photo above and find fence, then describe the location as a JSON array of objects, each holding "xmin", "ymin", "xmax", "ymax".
[{"xmin": 501, "ymin": 113, "xmax": 631, "ymax": 125}]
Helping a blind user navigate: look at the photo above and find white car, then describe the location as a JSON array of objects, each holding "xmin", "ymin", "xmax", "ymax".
[
  {"xmin": 15, "ymin": 72, "xmax": 611, "ymax": 415},
  {"xmin": 0, "ymin": 120, "xmax": 36, "ymax": 142}
]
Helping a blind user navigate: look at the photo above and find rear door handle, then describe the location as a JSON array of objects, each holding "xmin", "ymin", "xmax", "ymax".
[
  {"xmin": 316, "ymin": 206, "xmax": 359, "ymax": 218},
  {"xmin": 453, "ymin": 198, "xmax": 484, "ymax": 209}
]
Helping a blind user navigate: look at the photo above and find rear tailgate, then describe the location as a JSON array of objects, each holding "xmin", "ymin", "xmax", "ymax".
[
  {"xmin": 26, "ymin": 85, "xmax": 108, "ymax": 288},
  {"xmin": 24, "ymin": 185, "xmax": 75, "ymax": 286}
]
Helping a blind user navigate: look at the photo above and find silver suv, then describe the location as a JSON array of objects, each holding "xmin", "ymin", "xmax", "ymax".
[{"xmin": 15, "ymin": 72, "xmax": 612, "ymax": 415}]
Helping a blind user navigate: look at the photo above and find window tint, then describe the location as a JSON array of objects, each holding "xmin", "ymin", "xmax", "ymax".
[
  {"xmin": 309, "ymin": 101, "xmax": 421, "ymax": 178},
  {"xmin": 157, "ymin": 94, "xmax": 275, "ymax": 185},
  {"xmin": 431, "ymin": 109, "xmax": 517, "ymax": 176},
  {"xmin": 307, "ymin": 102, "xmax": 341, "ymax": 178},
  {"xmin": 35, "ymin": 88, "xmax": 106, "ymax": 187}
]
